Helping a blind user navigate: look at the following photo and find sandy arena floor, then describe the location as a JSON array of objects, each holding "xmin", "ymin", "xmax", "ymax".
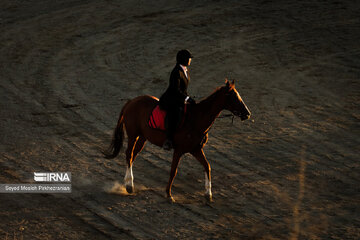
[{"xmin": 0, "ymin": 0, "xmax": 359, "ymax": 239}]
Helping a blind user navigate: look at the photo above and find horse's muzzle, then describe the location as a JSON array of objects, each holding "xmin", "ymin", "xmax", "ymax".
[{"xmin": 232, "ymin": 110, "xmax": 250, "ymax": 121}]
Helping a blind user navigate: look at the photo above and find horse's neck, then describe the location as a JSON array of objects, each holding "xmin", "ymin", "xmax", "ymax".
[{"xmin": 194, "ymin": 90, "xmax": 225, "ymax": 134}]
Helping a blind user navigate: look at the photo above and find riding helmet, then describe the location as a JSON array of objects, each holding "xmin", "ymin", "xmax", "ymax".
[{"xmin": 176, "ymin": 49, "xmax": 194, "ymax": 66}]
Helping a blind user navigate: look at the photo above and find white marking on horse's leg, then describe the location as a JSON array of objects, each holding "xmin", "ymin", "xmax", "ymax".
[
  {"xmin": 124, "ymin": 165, "xmax": 134, "ymax": 189},
  {"xmin": 205, "ymin": 172, "xmax": 212, "ymax": 198}
]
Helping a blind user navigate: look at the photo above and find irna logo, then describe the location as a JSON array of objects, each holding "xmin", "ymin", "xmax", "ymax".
[{"xmin": 34, "ymin": 172, "xmax": 71, "ymax": 182}]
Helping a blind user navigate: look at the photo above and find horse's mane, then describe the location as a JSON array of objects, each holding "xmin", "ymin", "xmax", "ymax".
[{"xmin": 198, "ymin": 86, "xmax": 225, "ymax": 106}]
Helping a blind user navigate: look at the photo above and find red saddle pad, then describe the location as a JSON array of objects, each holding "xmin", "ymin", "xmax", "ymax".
[
  {"xmin": 149, "ymin": 105, "xmax": 188, "ymax": 131},
  {"xmin": 149, "ymin": 105, "xmax": 167, "ymax": 130}
]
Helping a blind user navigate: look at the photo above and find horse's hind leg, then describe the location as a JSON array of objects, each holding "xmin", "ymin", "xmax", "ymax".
[
  {"xmin": 125, "ymin": 136, "xmax": 146, "ymax": 193},
  {"xmin": 124, "ymin": 136, "xmax": 137, "ymax": 193},
  {"xmin": 191, "ymin": 149, "xmax": 212, "ymax": 202},
  {"xmin": 132, "ymin": 136, "xmax": 146, "ymax": 160}
]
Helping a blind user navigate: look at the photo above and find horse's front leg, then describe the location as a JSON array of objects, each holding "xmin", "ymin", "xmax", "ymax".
[
  {"xmin": 191, "ymin": 149, "xmax": 212, "ymax": 202},
  {"xmin": 166, "ymin": 151, "xmax": 182, "ymax": 203}
]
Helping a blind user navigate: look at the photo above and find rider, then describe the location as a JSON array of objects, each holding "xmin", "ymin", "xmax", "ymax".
[{"xmin": 159, "ymin": 49, "xmax": 196, "ymax": 150}]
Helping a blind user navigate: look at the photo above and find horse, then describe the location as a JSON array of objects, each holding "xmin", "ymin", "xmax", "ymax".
[{"xmin": 104, "ymin": 79, "xmax": 251, "ymax": 202}]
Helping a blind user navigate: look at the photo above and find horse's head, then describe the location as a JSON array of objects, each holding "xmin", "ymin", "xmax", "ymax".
[{"xmin": 222, "ymin": 79, "xmax": 251, "ymax": 121}]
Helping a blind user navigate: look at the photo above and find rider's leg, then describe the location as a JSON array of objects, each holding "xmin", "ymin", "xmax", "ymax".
[{"xmin": 163, "ymin": 107, "xmax": 182, "ymax": 150}]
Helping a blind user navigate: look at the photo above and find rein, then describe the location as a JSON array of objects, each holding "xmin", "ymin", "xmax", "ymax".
[{"xmin": 193, "ymin": 95, "xmax": 235, "ymax": 124}]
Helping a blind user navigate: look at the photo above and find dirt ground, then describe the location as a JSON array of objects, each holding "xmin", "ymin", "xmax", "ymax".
[{"xmin": 0, "ymin": 0, "xmax": 359, "ymax": 239}]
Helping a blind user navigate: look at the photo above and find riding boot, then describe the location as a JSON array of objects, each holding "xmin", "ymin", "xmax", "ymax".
[{"xmin": 163, "ymin": 107, "xmax": 182, "ymax": 150}]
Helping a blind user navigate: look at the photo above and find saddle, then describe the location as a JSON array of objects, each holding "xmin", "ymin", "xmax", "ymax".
[{"xmin": 148, "ymin": 105, "xmax": 187, "ymax": 131}]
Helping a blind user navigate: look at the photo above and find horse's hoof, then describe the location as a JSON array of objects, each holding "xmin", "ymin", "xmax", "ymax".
[
  {"xmin": 205, "ymin": 194, "xmax": 213, "ymax": 202},
  {"xmin": 167, "ymin": 196, "xmax": 175, "ymax": 203},
  {"xmin": 126, "ymin": 185, "xmax": 133, "ymax": 194}
]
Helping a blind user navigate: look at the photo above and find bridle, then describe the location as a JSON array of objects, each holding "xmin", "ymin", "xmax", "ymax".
[{"xmin": 218, "ymin": 112, "xmax": 235, "ymax": 124}]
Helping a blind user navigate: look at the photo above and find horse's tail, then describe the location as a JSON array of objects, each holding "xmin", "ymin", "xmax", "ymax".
[{"xmin": 103, "ymin": 101, "xmax": 130, "ymax": 159}]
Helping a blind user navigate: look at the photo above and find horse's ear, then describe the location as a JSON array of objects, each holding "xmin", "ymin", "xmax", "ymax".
[
  {"xmin": 231, "ymin": 79, "xmax": 235, "ymax": 85},
  {"xmin": 225, "ymin": 78, "xmax": 230, "ymax": 87}
]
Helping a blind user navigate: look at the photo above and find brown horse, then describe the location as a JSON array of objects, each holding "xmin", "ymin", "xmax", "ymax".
[{"xmin": 104, "ymin": 79, "xmax": 251, "ymax": 202}]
